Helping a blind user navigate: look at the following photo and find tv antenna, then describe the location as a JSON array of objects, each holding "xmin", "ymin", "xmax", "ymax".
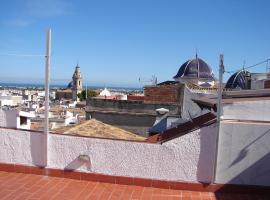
[{"xmin": 138, "ymin": 75, "xmax": 158, "ymax": 86}]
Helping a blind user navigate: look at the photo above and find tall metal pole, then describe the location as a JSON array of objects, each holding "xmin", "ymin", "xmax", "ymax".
[
  {"xmin": 217, "ymin": 54, "xmax": 224, "ymax": 129},
  {"xmin": 44, "ymin": 29, "xmax": 51, "ymax": 167},
  {"xmin": 85, "ymin": 83, "xmax": 88, "ymax": 100},
  {"xmin": 212, "ymin": 54, "xmax": 224, "ymax": 183}
]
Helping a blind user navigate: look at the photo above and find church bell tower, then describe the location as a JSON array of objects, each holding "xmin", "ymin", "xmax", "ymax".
[{"xmin": 72, "ymin": 64, "xmax": 83, "ymax": 101}]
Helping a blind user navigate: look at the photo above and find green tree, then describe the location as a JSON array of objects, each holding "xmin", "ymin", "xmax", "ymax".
[{"xmin": 78, "ymin": 89, "xmax": 97, "ymax": 101}]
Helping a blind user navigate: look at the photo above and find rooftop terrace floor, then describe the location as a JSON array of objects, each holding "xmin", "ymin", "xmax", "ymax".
[{"xmin": 0, "ymin": 171, "xmax": 269, "ymax": 200}]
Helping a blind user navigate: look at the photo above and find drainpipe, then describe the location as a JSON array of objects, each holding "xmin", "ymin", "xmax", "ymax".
[
  {"xmin": 212, "ymin": 54, "xmax": 224, "ymax": 183},
  {"xmin": 44, "ymin": 29, "xmax": 51, "ymax": 167}
]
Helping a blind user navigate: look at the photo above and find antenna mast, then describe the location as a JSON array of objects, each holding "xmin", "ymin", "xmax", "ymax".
[
  {"xmin": 85, "ymin": 83, "xmax": 88, "ymax": 100},
  {"xmin": 44, "ymin": 28, "xmax": 51, "ymax": 167}
]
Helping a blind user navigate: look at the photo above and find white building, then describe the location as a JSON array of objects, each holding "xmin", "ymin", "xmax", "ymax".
[
  {"xmin": 0, "ymin": 109, "xmax": 35, "ymax": 130},
  {"xmin": 99, "ymin": 88, "xmax": 111, "ymax": 97},
  {"xmin": 0, "ymin": 93, "xmax": 23, "ymax": 106}
]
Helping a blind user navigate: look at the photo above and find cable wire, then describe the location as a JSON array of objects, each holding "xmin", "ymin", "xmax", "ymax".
[{"xmin": 224, "ymin": 58, "xmax": 270, "ymax": 74}]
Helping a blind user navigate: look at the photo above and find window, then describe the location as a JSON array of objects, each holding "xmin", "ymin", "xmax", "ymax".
[{"xmin": 20, "ymin": 116, "xmax": 27, "ymax": 125}]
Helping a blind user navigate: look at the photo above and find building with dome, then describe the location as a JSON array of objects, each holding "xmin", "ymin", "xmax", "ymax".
[
  {"xmin": 144, "ymin": 55, "xmax": 218, "ymax": 104},
  {"xmin": 225, "ymin": 69, "xmax": 270, "ymax": 90},
  {"xmin": 225, "ymin": 70, "xmax": 251, "ymax": 90},
  {"xmin": 99, "ymin": 88, "xmax": 111, "ymax": 97},
  {"xmin": 85, "ymin": 54, "xmax": 219, "ymax": 137},
  {"xmin": 56, "ymin": 64, "xmax": 83, "ymax": 101},
  {"xmin": 173, "ymin": 54, "xmax": 216, "ymax": 88}
]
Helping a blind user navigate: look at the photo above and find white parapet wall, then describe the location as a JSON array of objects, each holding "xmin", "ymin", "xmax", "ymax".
[
  {"xmin": 0, "ymin": 124, "xmax": 216, "ymax": 183},
  {"xmin": 222, "ymin": 100, "xmax": 270, "ymax": 121},
  {"xmin": 215, "ymin": 121, "xmax": 270, "ymax": 186},
  {"xmin": 0, "ymin": 128, "xmax": 46, "ymax": 166}
]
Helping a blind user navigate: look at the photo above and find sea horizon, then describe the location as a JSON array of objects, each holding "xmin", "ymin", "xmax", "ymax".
[{"xmin": 0, "ymin": 82, "xmax": 143, "ymax": 91}]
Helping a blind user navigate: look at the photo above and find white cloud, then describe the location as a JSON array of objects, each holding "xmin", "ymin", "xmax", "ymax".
[
  {"xmin": 24, "ymin": 0, "xmax": 72, "ymax": 17},
  {"xmin": 3, "ymin": 0, "xmax": 72, "ymax": 28},
  {"xmin": 3, "ymin": 19, "xmax": 32, "ymax": 27}
]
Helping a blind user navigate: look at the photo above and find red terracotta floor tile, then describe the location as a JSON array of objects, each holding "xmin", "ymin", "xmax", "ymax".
[{"xmin": 0, "ymin": 171, "xmax": 269, "ymax": 200}]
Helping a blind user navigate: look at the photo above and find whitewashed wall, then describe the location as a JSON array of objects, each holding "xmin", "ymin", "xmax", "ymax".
[
  {"xmin": 222, "ymin": 100, "xmax": 270, "ymax": 121},
  {"xmin": 0, "ymin": 125, "xmax": 216, "ymax": 183},
  {"xmin": 0, "ymin": 110, "xmax": 17, "ymax": 128},
  {"xmin": 216, "ymin": 122, "xmax": 270, "ymax": 186},
  {"xmin": 0, "ymin": 128, "xmax": 45, "ymax": 166}
]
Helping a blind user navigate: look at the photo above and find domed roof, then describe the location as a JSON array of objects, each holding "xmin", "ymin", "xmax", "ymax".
[
  {"xmin": 174, "ymin": 57, "xmax": 215, "ymax": 80},
  {"xmin": 99, "ymin": 88, "xmax": 111, "ymax": 96},
  {"xmin": 225, "ymin": 70, "xmax": 250, "ymax": 90},
  {"xmin": 67, "ymin": 81, "xmax": 74, "ymax": 88}
]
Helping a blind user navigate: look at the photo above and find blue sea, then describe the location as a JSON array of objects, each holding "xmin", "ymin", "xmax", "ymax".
[{"xmin": 0, "ymin": 82, "xmax": 143, "ymax": 92}]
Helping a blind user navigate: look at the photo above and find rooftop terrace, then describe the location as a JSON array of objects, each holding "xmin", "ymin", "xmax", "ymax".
[
  {"xmin": 1, "ymin": 95, "xmax": 270, "ymax": 199},
  {"xmin": 0, "ymin": 171, "xmax": 269, "ymax": 200}
]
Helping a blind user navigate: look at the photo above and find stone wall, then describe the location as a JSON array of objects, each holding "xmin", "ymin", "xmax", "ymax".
[
  {"xmin": 86, "ymin": 98, "xmax": 180, "ymax": 116},
  {"xmin": 87, "ymin": 111, "xmax": 156, "ymax": 137},
  {"xmin": 144, "ymin": 84, "xmax": 184, "ymax": 104},
  {"xmin": 86, "ymin": 98, "xmax": 181, "ymax": 136},
  {"xmin": 264, "ymin": 80, "xmax": 270, "ymax": 89},
  {"xmin": 55, "ymin": 90, "xmax": 73, "ymax": 100},
  {"xmin": 127, "ymin": 95, "xmax": 144, "ymax": 101}
]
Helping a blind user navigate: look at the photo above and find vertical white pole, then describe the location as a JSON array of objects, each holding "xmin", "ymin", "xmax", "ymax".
[
  {"xmin": 212, "ymin": 54, "xmax": 224, "ymax": 183},
  {"xmin": 85, "ymin": 83, "xmax": 87, "ymax": 100},
  {"xmin": 217, "ymin": 54, "xmax": 224, "ymax": 129},
  {"xmin": 44, "ymin": 28, "xmax": 51, "ymax": 167}
]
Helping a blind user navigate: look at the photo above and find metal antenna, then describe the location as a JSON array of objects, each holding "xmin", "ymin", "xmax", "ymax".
[
  {"xmin": 213, "ymin": 54, "xmax": 224, "ymax": 183},
  {"xmin": 243, "ymin": 60, "xmax": 246, "ymax": 70},
  {"xmin": 44, "ymin": 28, "xmax": 51, "ymax": 167},
  {"xmin": 196, "ymin": 48, "xmax": 199, "ymax": 78},
  {"xmin": 85, "ymin": 82, "xmax": 87, "ymax": 100}
]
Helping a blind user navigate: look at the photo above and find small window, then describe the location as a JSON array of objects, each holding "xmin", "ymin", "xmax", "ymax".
[{"xmin": 20, "ymin": 116, "xmax": 27, "ymax": 125}]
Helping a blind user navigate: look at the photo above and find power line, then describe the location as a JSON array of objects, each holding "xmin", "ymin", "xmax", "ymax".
[
  {"xmin": 245, "ymin": 58, "xmax": 270, "ymax": 70},
  {"xmin": 224, "ymin": 58, "xmax": 270, "ymax": 74}
]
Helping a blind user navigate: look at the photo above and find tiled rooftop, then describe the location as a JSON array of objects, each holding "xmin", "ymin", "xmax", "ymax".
[
  {"xmin": 54, "ymin": 119, "xmax": 146, "ymax": 141},
  {"xmin": 0, "ymin": 171, "xmax": 269, "ymax": 200}
]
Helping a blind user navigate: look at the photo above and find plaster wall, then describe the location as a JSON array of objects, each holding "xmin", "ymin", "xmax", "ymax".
[
  {"xmin": 251, "ymin": 80, "xmax": 264, "ymax": 90},
  {"xmin": 181, "ymin": 87, "xmax": 204, "ymax": 119},
  {"xmin": 0, "ymin": 128, "xmax": 45, "ymax": 166},
  {"xmin": 48, "ymin": 124, "xmax": 216, "ymax": 182},
  {"xmin": 222, "ymin": 100, "xmax": 270, "ymax": 121},
  {"xmin": 0, "ymin": 110, "xmax": 17, "ymax": 128},
  {"xmin": 215, "ymin": 122, "xmax": 270, "ymax": 186},
  {"xmin": 86, "ymin": 98, "xmax": 180, "ymax": 116},
  {"xmin": 0, "ymin": 125, "xmax": 216, "ymax": 183}
]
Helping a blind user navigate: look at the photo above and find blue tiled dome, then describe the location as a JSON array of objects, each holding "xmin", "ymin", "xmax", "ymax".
[
  {"xmin": 225, "ymin": 70, "xmax": 250, "ymax": 89},
  {"xmin": 174, "ymin": 57, "xmax": 215, "ymax": 80},
  {"xmin": 67, "ymin": 81, "xmax": 74, "ymax": 88}
]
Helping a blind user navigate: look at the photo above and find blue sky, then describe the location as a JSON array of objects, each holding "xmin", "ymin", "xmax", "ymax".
[{"xmin": 0, "ymin": 0, "xmax": 270, "ymax": 88}]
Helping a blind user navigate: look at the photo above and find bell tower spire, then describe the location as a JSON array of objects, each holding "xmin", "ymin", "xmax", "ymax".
[{"xmin": 72, "ymin": 63, "xmax": 83, "ymax": 101}]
